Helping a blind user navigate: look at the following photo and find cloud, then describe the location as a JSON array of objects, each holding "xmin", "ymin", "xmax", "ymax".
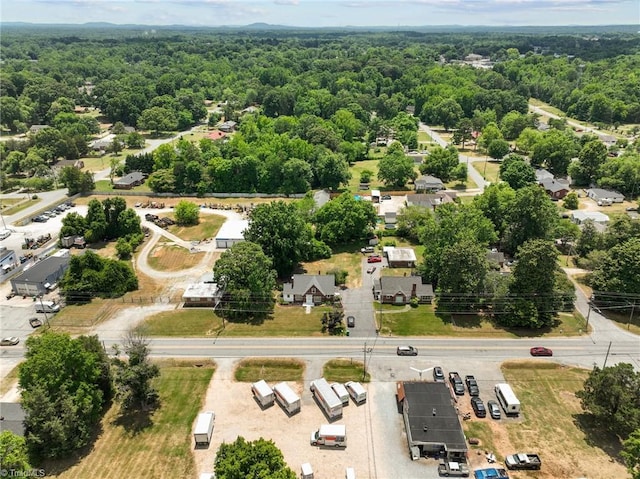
[{"xmin": 274, "ymin": 0, "xmax": 299, "ymax": 5}]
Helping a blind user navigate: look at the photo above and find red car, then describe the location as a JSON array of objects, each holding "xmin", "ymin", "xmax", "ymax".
[
  {"xmin": 530, "ymin": 347, "xmax": 553, "ymax": 357},
  {"xmin": 367, "ymin": 255, "xmax": 382, "ymax": 263}
]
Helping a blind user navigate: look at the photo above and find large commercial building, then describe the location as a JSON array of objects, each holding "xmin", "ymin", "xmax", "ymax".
[{"xmin": 10, "ymin": 254, "xmax": 70, "ymax": 296}]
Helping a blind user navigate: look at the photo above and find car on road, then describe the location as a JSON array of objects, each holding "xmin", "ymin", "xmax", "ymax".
[
  {"xmin": 366, "ymin": 266, "xmax": 376, "ymax": 274},
  {"xmin": 397, "ymin": 346, "xmax": 418, "ymax": 356},
  {"xmin": 367, "ymin": 255, "xmax": 382, "ymax": 263},
  {"xmin": 29, "ymin": 317, "xmax": 43, "ymax": 328},
  {"xmin": 346, "ymin": 316, "xmax": 355, "ymax": 328},
  {"xmin": 433, "ymin": 366, "xmax": 445, "ymax": 382},
  {"xmin": 530, "ymin": 346, "xmax": 553, "ymax": 357},
  {"xmin": 381, "ymin": 194, "xmax": 392, "ymax": 200},
  {"xmin": 471, "ymin": 397, "xmax": 487, "ymax": 418},
  {"xmin": 487, "ymin": 400, "xmax": 501, "ymax": 419},
  {"xmin": 0, "ymin": 337, "xmax": 20, "ymax": 346}
]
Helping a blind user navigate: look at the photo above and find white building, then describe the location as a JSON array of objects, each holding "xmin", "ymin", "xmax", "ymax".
[{"xmin": 215, "ymin": 219, "xmax": 249, "ymax": 249}]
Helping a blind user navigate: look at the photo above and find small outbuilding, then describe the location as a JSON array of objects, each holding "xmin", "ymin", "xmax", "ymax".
[
  {"xmin": 385, "ymin": 247, "xmax": 417, "ymax": 268},
  {"xmin": 182, "ymin": 282, "xmax": 222, "ymax": 307},
  {"xmin": 571, "ymin": 211, "xmax": 610, "ymax": 225},
  {"xmin": 215, "ymin": 220, "xmax": 249, "ymax": 249}
]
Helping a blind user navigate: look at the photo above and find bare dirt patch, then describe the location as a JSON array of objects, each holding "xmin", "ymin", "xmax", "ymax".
[{"xmin": 147, "ymin": 243, "xmax": 206, "ymax": 271}]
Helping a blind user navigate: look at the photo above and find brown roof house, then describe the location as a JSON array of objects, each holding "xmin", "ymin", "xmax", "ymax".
[
  {"xmin": 114, "ymin": 171, "xmax": 145, "ymax": 190},
  {"xmin": 539, "ymin": 179, "xmax": 570, "ymax": 200},
  {"xmin": 374, "ymin": 276, "xmax": 434, "ymax": 304},
  {"xmin": 282, "ymin": 274, "xmax": 336, "ymax": 305}
]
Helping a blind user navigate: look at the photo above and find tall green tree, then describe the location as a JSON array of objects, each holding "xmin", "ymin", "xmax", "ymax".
[
  {"xmin": 313, "ymin": 193, "xmax": 377, "ymax": 245},
  {"xmin": 531, "ymin": 129, "xmax": 579, "ymax": 176},
  {"xmin": 213, "ymin": 242, "xmax": 277, "ymax": 320},
  {"xmin": 215, "ymin": 436, "xmax": 296, "ymax": 479},
  {"xmin": 576, "ymin": 363, "xmax": 640, "ymax": 437},
  {"xmin": 19, "ymin": 333, "xmax": 111, "ymax": 459},
  {"xmin": 503, "ymin": 239, "xmax": 561, "ymax": 328},
  {"xmin": 174, "ymin": 200, "xmax": 200, "ymax": 226},
  {"xmin": 419, "ymin": 145, "xmax": 459, "ymax": 182},
  {"xmin": 377, "ymin": 143, "xmax": 417, "ymax": 188},
  {"xmin": 112, "ymin": 332, "xmax": 160, "ymax": 412},
  {"xmin": 0, "ymin": 431, "xmax": 30, "ymax": 472},
  {"xmin": 244, "ymin": 201, "xmax": 317, "ymax": 277},
  {"xmin": 568, "ymin": 140, "xmax": 608, "ymax": 186},
  {"xmin": 473, "ymin": 183, "xmax": 516, "ymax": 238},
  {"xmin": 622, "ymin": 429, "xmax": 640, "ymax": 479},
  {"xmin": 590, "ymin": 238, "xmax": 640, "ymax": 305},
  {"xmin": 499, "ymin": 154, "xmax": 536, "ymax": 189},
  {"xmin": 504, "ymin": 185, "xmax": 558, "ymax": 254}
]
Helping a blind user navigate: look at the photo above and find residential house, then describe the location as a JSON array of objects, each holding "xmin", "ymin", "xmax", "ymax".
[
  {"xmin": 539, "ymin": 179, "xmax": 570, "ymax": 200},
  {"xmin": 385, "ymin": 247, "xmax": 417, "ymax": 268},
  {"xmin": 241, "ymin": 106, "xmax": 259, "ymax": 115},
  {"xmin": 414, "ymin": 175, "xmax": 444, "ymax": 192},
  {"xmin": 214, "ymin": 219, "xmax": 249, "ymax": 249},
  {"xmin": 313, "ymin": 189, "xmax": 331, "ymax": 210},
  {"xmin": 373, "ymin": 276, "xmax": 434, "ymax": 304},
  {"xmin": 486, "ymin": 250, "xmax": 505, "ymax": 269},
  {"xmin": 29, "ymin": 124, "xmax": 50, "ymax": 134},
  {"xmin": 384, "ymin": 212, "xmax": 397, "ymax": 229},
  {"xmin": 599, "ymin": 134, "xmax": 617, "ymax": 147},
  {"xmin": 534, "ymin": 168, "xmax": 554, "ymax": 183},
  {"xmin": 282, "ymin": 274, "xmax": 336, "ymax": 305},
  {"xmin": 113, "ymin": 171, "xmax": 145, "ymax": 190},
  {"xmin": 586, "ymin": 188, "xmax": 624, "ymax": 204},
  {"xmin": 10, "ymin": 254, "xmax": 70, "ymax": 296},
  {"xmin": 218, "ymin": 121, "xmax": 237, "ymax": 133},
  {"xmin": 0, "ymin": 402, "xmax": 26, "ymax": 437},
  {"xmin": 406, "ymin": 192, "xmax": 456, "ymax": 210},
  {"xmin": 571, "ymin": 211, "xmax": 610, "ymax": 225}
]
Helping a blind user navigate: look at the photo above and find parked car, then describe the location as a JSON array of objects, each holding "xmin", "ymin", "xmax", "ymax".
[
  {"xmin": 437, "ymin": 460, "xmax": 470, "ymax": 477},
  {"xmin": 32, "ymin": 216, "xmax": 47, "ymax": 222},
  {"xmin": 433, "ymin": 366, "xmax": 445, "ymax": 382},
  {"xmin": 505, "ymin": 453, "xmax": 542, "ymax": 470},
  {"xmin": 361, "ymin": 246, "xmax": 375, "ymax": 253},
  {"xmin": 465, "ymin": 375, "xmax": 479, "ymax": 396},
  {"xmin": 29, "ymin": 317, "xmax": 43, "ymax": 328},
  {"xmin": 471, "ymin": 397, "xmax": 487, "ymax": 418},
  {"xmin": 530, "ymin": 346, "xmax": 553, "ymax": 357},
  {"xmin": 449, "ymin": 372, "xmax": 465, "ymax": 395},
  {"xmin": 397, "ymin": 346, "xmax": 418, "ymax": 356},
  {"xmin": 381, "ymin": 194, "xmax": 392, "ymax": 200},
  {"xmin": 0, "ymin": 337, "xmax": 20, "ymax": 346},
  {"xmin": 487, "ymin": 400, "xmax": 501, "ymax": 419},
  {"xmin": 346, "ymin": 316, "xmax": 355, "ymax": 328},
  {"xmin": 366, "ymin": 266, "xmax": 376, "ymax": 274},
  {"xmin": 367, "ymin": 255, "xmax": 382, "ymax": 263}
]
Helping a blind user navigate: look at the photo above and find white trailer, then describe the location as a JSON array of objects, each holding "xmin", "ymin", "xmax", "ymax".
[
  {"xmin": 331, "ymin": 382, "xmax": 350, "ymax": 406},
  {"xmin": 193, "ymin": 411, "xmax": 215, "ymax": 446},
  {"xmin": 310, "ymin": 378, "xmax": 343, "ymax": 419},
  {"xmin": 495, "ymin": 383, "xmax": 521, "ymax": 416},
  {"xmin": 345, "ymin": 381, "xmax": 367, "ymax": 404},
  {"xmin": 251, "ymin": 379, "xmax": 275, "ymax": 408},
  {"xmin": 301, "ymin": 462, "xmax": 314, "ymax": 479},
  {"xmin": 273, "ymin": 381, "xmax": 301, "ymax": 415},
  {"xmin": 310, "ymin": 424, "xmax": 347, "ymax": 448}
]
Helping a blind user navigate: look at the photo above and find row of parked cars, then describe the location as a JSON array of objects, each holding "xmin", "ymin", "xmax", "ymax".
[
  {"xmin": 445, "ymin": 371, "xmax": 502, "ymax": 420},
  {"xmin": 32, "ymin": 202, "xmax": 74, "ymax": 223}
]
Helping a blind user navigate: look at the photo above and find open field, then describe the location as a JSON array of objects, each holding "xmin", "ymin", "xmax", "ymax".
[
  {"xmin": 167, "ymin": 213, "xmax": 226, "ymax": 241},
  {"xmin": 322, "ymin": 358, "xmax": 370, "ymax": 383},
  {"xmin": 147, "ymin": 243, "xmax": 206, "ymax": 271},
  {"xmin": 44, "ymin": 359, "xmax": 215, "ymax": 479},
  {"xmin": 140, "ymin": 303, "xmax": 334, "ymax": 337},
  {"xmin": 347, "ymin": 159, "xmax": 383, "ymax": 191},
  {"xmin": 476, "ymin": 159, "xmax": 501, "ymax": 183},
  {"xmin": 234, "ymin": 358, "xmax": 305, "ymax": 382},
  {"xmin": 502, "ymin": 361, "xmax": 627, "ymax": 479},
  {"xmin": 301, "ymin": 247, "xmax": 364, "ymax": 289},
  {"xmin": 377, "ymin": 304, "xmax": 586, "ymax": 337}
]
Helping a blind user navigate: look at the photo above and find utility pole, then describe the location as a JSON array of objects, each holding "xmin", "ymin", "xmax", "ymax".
[
  {"xmin": 38, "ymin": 295, "xmax": 50, "ymax": 328},
  {"xmin": 585, "ymin": 301, "xmax": 592, "ymax": 332},
  {"xmin": 628, "ymin": 301, "xmax": 636, "ymax": 330},
  {"xmin": 602, "ymin": 341, "xmax": 612, "ymax": 369},
  {"xmin": 362, "ymin": 342, "xmax": 373, "ymax": 381}
]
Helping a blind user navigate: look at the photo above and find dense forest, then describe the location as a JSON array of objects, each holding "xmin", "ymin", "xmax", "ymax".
[{"xmin": 1, "ymin": 27, "xmax": 639, "ymax": 195}]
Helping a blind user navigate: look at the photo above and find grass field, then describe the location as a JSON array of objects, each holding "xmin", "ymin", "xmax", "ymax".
[
  {"xmin": 146, "ymin": 243, "xmax": 206, "ymax": 271},
  {"xmin": 322, "ymin": 358, "xmax": 370, "ymax": 383},
  {"xmin": 301, "ymin": 247, "xmax": 364, "ymax": 288},
  {"xmin": 0, "ymin": 197, "xmax": 40, "ymax": 216},
  {"xmin": 502, "ymin": 361, "xmax": 627, "ymax": 479},
  {"xmin": 347, "ymin": 159, "xmax": 383, "ymax": 192},
  {"xmin": 476, "ymin": 159, "xmax": 501, "ymax": 183},
  {"xmin": 377, "ymin": 304, "xmax": 586, "ymax": 337},
  {"xmin": 45, "ymin": 360, "xmax": 215, "ymax": 479},
  {"xmin": 94, "ymin": 179, "xmax": 152, "ymax": 193},
  {"xmin": 140, "ymin": 303, "xmax": 334, "ymax": 337},
  {"xmin": 167, "ymin": 213, "xmax": 226, "ymax": 241},
  {"xmin": 234, "ymin": 358, "xmax": 305, "ymax": 382}
]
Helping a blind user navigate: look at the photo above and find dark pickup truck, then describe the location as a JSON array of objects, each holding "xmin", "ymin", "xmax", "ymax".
[
  {"xmin": 505, "ymin": 453, "xmax": 542, "ymax": 470},
  {"xmin": 465, "ymin": 375, "xmax": 479, "ymax": 396},
  {"xmin": 449, "ymin": 372, "xmax": 465, "ymax": 395}
]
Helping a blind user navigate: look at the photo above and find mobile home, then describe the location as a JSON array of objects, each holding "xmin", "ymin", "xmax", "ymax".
[{"xmin": 273, "ymin": 381, "xmax": 301, "ymax": 415}]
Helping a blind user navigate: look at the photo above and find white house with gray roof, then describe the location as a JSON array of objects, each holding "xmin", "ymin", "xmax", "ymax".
[{"xmin": 282, "ymin": 274, "xmax": 335, "ymax": 305}]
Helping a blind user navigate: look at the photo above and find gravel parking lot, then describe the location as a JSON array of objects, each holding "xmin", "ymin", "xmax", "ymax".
[{"xmin": 192, "ymin": 357, "xmax": 502, "ymax": 479}]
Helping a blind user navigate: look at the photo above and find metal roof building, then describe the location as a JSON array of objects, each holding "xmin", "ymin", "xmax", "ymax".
[
  {"xmin": 214, "ymin": 219, "xmax": 249, "ymax": 249},
  {"xmin": 10, "ymin": 255, "xmax": 70, "ymax": 296}
]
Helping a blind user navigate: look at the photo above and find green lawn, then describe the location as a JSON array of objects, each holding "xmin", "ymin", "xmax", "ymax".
[
  {"xmin": 323, "ymin": 358, "xmax": 370, "ymax": 383},
  {"xmin": 347, "ymin": 159, "xmax": 383, "ymax": 192},
  {"xmin": 301, "ymin": 248, "xmax": 364, "ymax": 288},
  {"xmin": 94, "ymin": 179, "xmax": 152, "ymax": 193},
  {"xmin": 139, "ymin": 303, "xmax": 334, "ymax": 337},
  {"xmin": 477, "ymin": 159, "xmax": 501, "ymax": 183},
  {"xmin": 377, "ymin": 304, "xmax": 587, "ymax": 337},
  {"xmin": 49, "ymin": 360, "xmax": 215, "ymax": 479},
  {"xmin": 502, "ymin": 361, "xmax": 626, "ymax": 479},
  {"xmin": 0, "ymin": 197, "xmax": 40, "ymax": 216},
  {"xmin": 234, "ymin": 358, "xmax": 305, "ymax": 382}
]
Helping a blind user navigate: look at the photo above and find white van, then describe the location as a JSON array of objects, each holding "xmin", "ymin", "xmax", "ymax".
[
  {"xmin": 310, "ymin": 424, "xmax": 346, "ymax": 448},
  {"xmin": 345, "ymin": 467, "xmax": 356, "ymax": 479},
  {"xmin": 331, "ymin": 382, "xmax": 350, "ymax": 406},
  {"xmin": 345, "ymin": 381, "xmax": 367, "ymax": 404}
]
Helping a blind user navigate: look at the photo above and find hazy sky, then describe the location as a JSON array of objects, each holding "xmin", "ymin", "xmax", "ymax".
[{"xmin": 2, "ymin": 0, "xmax": 638, "ymax": 27}]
